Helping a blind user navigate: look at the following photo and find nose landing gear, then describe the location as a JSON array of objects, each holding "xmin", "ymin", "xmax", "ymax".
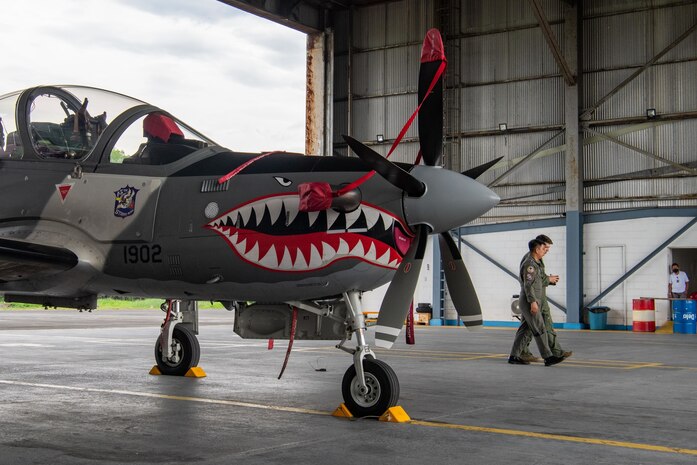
[{"xmin": 153, "ymin": 299, "xmax": 201, "ymax": 376}]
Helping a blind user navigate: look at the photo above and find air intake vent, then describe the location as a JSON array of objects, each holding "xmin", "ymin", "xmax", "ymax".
[{"xmin": 201, "ymin": 179, "xmax": 229, "ymax": 193}]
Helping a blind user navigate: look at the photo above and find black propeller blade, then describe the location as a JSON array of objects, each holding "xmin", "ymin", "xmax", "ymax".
[
  {"xmin": 418, "ymin": 29, "xmax": 446, "ymax": 167},
  {"xmin": 438, "ymin": 232, "xmax": 483, "ymax": 327},
  {"xmin": 343, "ymin": 135, "xmax": 425, "ymax": 197},
  {"xmin": 374, "ymin": 225, "xmax": 429, "ymax": 348},
  {"xmin": 461, "ymin": 156, "xmax": 504, "ymax": 180}
]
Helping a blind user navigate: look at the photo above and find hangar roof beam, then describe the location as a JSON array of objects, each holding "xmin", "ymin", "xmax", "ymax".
[
  {"xmin": 580, "ymin": 19, "xmax": 697, "ymax": 120},
  {"xmin": 583, "ymin": 126, "xmax": 697, "ymax": 176},
  {"xmin": 217, "ymin": 0, "xmax": 325, "ymax": 33},
  {"xmin": 529, "ymin": 0, "xmax": 576, "ymax": 86}
]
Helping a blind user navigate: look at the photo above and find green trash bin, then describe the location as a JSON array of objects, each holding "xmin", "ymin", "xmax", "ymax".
[{"xmin": 588, "ymin": 306, "xmax": 610, "ymax": 330}]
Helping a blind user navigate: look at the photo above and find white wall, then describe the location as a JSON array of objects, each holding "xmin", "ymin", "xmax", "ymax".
[{"xmin": 461, "ymin": 217, "xmax": 697, "ymax": 327}]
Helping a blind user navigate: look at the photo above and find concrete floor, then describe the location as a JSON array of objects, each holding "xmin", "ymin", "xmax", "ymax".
[{"xmin": 0, "ymin": 308, "xmax": 696, "ymax": 465}]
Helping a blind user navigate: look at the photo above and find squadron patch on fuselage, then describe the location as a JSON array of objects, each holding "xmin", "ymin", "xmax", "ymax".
[{"xmin": 114, "ymin": 185, "xmax": 139, "ymax": 218}]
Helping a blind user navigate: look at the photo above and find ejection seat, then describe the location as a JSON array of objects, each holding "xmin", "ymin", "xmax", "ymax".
[{"xmin": 124, "ymin": 113, "xmax": 199, "ymax": 165}]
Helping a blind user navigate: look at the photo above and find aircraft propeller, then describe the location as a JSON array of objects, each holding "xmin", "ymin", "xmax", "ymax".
[{"xmin": 343, "ymin": 29, "xmax": 500, "ymax": 348}]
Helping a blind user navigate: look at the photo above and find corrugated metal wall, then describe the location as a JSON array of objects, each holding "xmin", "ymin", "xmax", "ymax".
[{"xmin": 332, "ymin": 0, "xmax": 697, "ymax": 222}]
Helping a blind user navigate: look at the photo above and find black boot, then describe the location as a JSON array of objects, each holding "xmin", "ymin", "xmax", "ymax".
[
  {"xmin": 544, "ymin": 355, "xmax": 565, "ymax": 366},
  {"xmin": 508, "ymin": 356, "xmax": 530, "ymax": 365}
]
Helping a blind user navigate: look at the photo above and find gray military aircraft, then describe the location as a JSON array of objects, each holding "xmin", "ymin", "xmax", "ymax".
[{"xmin": 0, "ymin": 29, "xmax": 499, "ymax": 417}]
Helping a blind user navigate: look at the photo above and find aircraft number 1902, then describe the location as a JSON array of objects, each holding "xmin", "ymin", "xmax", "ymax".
[{"xmin": 123, "ymin": 245, "xmax": 162, "ymax": 264}]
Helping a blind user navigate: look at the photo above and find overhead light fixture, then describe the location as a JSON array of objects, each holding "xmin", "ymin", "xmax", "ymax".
[
  {"xmin": 498, "ymin": 123, "xmax": 507, "ymax": 132},
  {"xmin": 376, "ymin": 134, "xmax": 384, "ymax": 143},
  {"xmin": 646, "ymin": 108, "xmax": 657, "ymax": 119}
]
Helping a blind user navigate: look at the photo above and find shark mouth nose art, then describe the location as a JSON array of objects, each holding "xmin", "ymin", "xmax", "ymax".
[{"xmin": 206, "ymin": 194, "xmax": 411, "ymax": 272}]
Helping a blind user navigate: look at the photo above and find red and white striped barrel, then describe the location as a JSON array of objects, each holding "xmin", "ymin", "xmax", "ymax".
[{"xmin": 632, "ymin": 298, "xmax": 656, "ymax": 332}]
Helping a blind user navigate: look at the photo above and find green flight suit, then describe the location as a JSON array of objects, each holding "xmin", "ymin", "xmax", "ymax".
[
  {"xmin": 519, "ymin": 253, "xmax": 565, "ymax": 358},
  {"xmin": 509, "ymin": 254, "xmax": 553, "ymax": 359}
]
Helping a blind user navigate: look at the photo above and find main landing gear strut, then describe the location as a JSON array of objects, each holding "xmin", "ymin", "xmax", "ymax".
[
  {"xmin": 337, "ymin": 291, "xmax": 400, "ymax": 417},
  {"xmin": 154, "ymin": 300, "xmax": 201, "ymax": 376}
]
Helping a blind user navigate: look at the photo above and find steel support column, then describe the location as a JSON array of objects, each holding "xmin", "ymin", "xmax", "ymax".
[
  {"xmin": 564, "ymin": 1, "xmax": 583, "ymax": 325},
  {"xmin": 306, "ymin": 32, "xmax": 327, "ymax": 156},
  {"xmin": 431, "ymin": 235, "xmax": 443, "ymax": 324}
]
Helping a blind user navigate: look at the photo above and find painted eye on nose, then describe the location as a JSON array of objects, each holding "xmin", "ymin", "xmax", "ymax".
[{"xmin": 274, "ymin": 177, "xmax": 292, "ymax": 187}]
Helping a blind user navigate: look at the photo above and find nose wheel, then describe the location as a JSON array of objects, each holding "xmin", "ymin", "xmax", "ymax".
[
  {"xmin": 341, "ymin": 358, "xmax": 399, "ymax": 417},
  {"xmin": 154, "ymin": 325, "xmax": 200, "ymax": 376}
]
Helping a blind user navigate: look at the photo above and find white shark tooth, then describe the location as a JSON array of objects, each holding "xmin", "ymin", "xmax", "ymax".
[
  {"xmin": 293, "ymin": 248, "xmax": 308, "ymax": 269},
  {"xmin": 234, "ymin": 238, "xmax": 247, "ymax": 254},
  {"xmin": 259, "ymin": 244, "xmax": 278, "ymax": 268},
  {"xmin": 365, "ymin": 242, "xmax": 377, "ymax": 261},
  {"xmin": 337, "ymin": 238, "xmax": 350, "ymax": 256},
  {"xmin": 345, "ymin": 209, "xmax": 362, "ymax": 229},
  {"xmin": 229, "ymin": 231, "xmax": 239, "ymax": 244},
  {"xmin": 244, "ymin": 241, "xmax": 260, "ymax": 262},
  {"xmin": 388, "ymin": 259, "xmax": 399, "ymax": 268},
  {"xmin": 321, "ymin": 241, "xmax": 336, "ymax": 263},
  {"xmin": 253, "ymin": 203, "xmax": 266, "ymax": 225},
  {"xmin": 309, "ymin": 244, "xmax": 323, "ymax": 269},
  {"xmin": 239, "ymin": 206, "xmax": 253, "ymax": 227},
  {"xmin": 377, "ymin": 249, "xmax": 391, "ymax": 265},
  {"xmin": 380, "ymin": 212, "xmax": 394, "ymax": 229},
  {"xmin": 266, "ymin": 198, "xmax": 283, "ymax": 225},
  {"xmin": 283, "ymin": 197, "xmax": 300, "ymax": 225},
  {"xmin": 364, "ymin": 208, "xmax": 380, "ymax": 230},
  {"xmin": 307, "ymin": 211, "xmax": 320, "ymax": 228},
  {"xmin": 326, "ymin": 209, "xmax": 340, "ymax": 229},
  {"xmin": 279, "ymin": 246, "xmax": 294, "ymax": 270},
  {"xmin": 350, "ymin": 240, "xmax": 365, "ymax": 257}
]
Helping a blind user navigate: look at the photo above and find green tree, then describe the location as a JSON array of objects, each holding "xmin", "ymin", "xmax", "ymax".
[{"xmin": 110, "ymin": 148, "xmax": 127, "ymax": 163}]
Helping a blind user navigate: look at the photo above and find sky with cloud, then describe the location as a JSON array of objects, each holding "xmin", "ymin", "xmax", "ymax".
[{"xmin": 0, "ymin": 0, "xmax": 307, "ymax": 152}]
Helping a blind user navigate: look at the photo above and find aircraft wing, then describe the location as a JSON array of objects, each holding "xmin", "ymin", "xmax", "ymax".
[{"xmin": 0, "ymin": 238, "xmax": 78, "ymax": 282}]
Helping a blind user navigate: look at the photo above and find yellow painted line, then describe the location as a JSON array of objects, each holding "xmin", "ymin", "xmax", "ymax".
[
  {"xmin": 624, "ymin": 362, "xmax": 664, "ymax": 370},
  {"xmin": 410, "ymin": 420, "xmax": 697, "ymax": 456},
  {"xmin": 296, "ymin": 346, "xmax": 697, "ymax": 370},
  {"xmin": 0, "ymin": 380, "xmax": 331, "ymax": 416},
  {"xmin": 2, "ymin": 379, "xmax": 696, "ymax": 457}
]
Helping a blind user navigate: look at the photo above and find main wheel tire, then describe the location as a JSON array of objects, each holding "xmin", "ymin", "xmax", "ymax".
[
  {"xmin": 341, "ymin": 358, "xmax": 400, "ymax": 417},
  {"xmin": 154, "ymin": 325, "xmax": 200, "ymax": 376}
]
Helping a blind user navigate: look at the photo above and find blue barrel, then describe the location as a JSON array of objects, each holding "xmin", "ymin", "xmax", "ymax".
[
  {"xmin": 683, "ymin": 300, "xmax": 696, "ymax": 335},
  {"xmin": 672, "ymin": 300, "xmax": 685, "ymax": 334}
]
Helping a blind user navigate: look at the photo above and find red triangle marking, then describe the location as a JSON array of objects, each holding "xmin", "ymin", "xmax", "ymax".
[{"xmin": 56, "ymin": 183, "xmax": 73, "ymax": 202}]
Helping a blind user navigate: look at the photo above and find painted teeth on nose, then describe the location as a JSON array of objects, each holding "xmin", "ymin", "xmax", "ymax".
[
  {"xmin": 252, "ymin": 203, "xmax": 265, "ymax": 225},
  {"xmin": 267, "ymin": 198, "xmax": 283, "ymax": 224},
  {"xmin": 283, "ymin": 197, "xmax": 300, "ymax": 225},
  {"xmin": 259, "ymin": 244, "xmax": 278, "ymax": 268},
  {"xmin": 239, "ymin": 206, "xmax": 252, "ymax": 227},
  {"xmin": 345, "ymin": 209, "xmax": 361, "ymax": 229},
  {"xmin": 309, "ymin": 244, "xmax": 322, "ymax": 268},
  {"xmin": 326, "ymin": 209, "xmax": 340, "ymax": 229},
  {"xmin": 244, "ymin": 241, "xmax": 260, "ymax": 262},
  {"xmin": 279, "ymin": 246, "xmax": 293, "ymax": 270},
  {"xmin": 321, "ymin": 241, "xmax": 336, "ymax": 262},
  {"xmin": 380, "ymin": 212, "xmax": 394, "ymax": 229},
  {"xmin": 308, "ymin": 211, "xmax": 320, "ymax": 227},
  {"xmin": 364, "ymin": 208, "xmax": 380, "ymax": 230}
]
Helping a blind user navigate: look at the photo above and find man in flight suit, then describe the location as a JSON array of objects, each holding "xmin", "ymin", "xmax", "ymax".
[
  {"xmin": 508, "ymin": 239, "xmax": 565, "ymax": 366},
  {"xmin": 519, "ymin": 235, "xmax": 572, "ymax": 363}
]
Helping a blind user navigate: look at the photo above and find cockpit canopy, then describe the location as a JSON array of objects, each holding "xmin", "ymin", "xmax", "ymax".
[{"xmin": 0, "ymin": 85, "xmax": 216, "ymax": 164}]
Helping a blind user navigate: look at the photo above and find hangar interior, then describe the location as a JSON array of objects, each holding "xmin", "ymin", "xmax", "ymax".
[{"xmin": 221, "ymin": 0, "xmax": 697, "ymax": 329}]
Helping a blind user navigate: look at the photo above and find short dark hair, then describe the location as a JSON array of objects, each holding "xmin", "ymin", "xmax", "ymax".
[
  {"xmin": 528, "ymin": 238, "xmax": 545, "ymax": 252},
  {"xmin": 536, "ymin": 234, "xmax": 553, "ymax": 245},
  {"xmin": 672, "ymin": 263, "xmax": 679, "ymax": 267}
]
